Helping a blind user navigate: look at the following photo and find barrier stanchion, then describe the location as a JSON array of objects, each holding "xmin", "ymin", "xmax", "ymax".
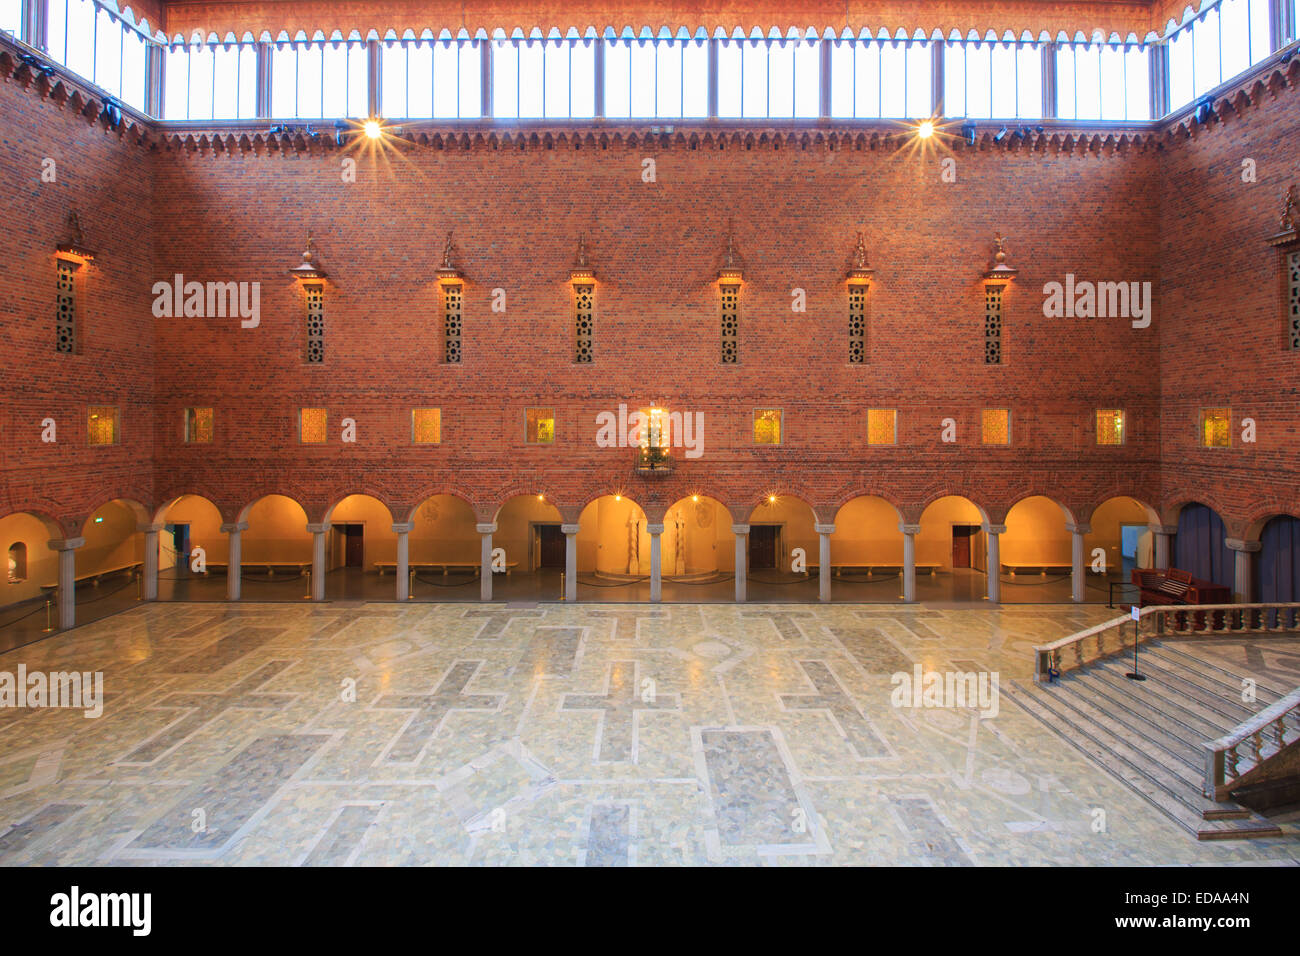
[
  {"xmin": 304, "ymin": 568, "xmax": 312, "ymax": 600},
  {"xmin": 560, "ymin": 571, "xmax": 566, "ymax": 601},
  {"xmin": 43, "ymin": 597, "xmax": 54, "ymax": 633},
  {"xmin": 408, "ymin": 568, "xmax": 415, "ymax": 601}
]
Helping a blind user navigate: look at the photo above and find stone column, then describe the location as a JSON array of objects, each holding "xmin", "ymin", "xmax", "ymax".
[
  {"xmin": 306, "ymin": 522, "xmax": 328, "ymax": 601},
  {"xmin": 1151, "ymin": 525, "xmax": 1176, "ymax": 570},
  {"xmin": 1225, "ymin": 538, "xmax": 1261, "ymax": 604},
  {"xmin": 393, "ymin": 522, "xmax": 413, "ymax": 601},
  {"xmin": 48, "ymin": 537, "xmax": 83, "ymax": 630},
  {"xmin": 984, "ymin": 524, "xmax": 1006, "ymax": 604},
  {"xmin": 732, "ymin": 524, "xmax": 749, "ymax": 603},
  {"xmin": 648, "ymin": 523, "xmax": 664, "ymax": 602},
  {"xmin": 900, "ymin": 523, "xmax": 921, "ymax": 603},
  {"xmin": 562, "ymin": 523, "xmax": 579, "ymax": 602},
  {"xmin": 140, "ymin": 522, "xmax": 163, "ymax": 601},
  {"xmin": 477, "ymin": 522, "xmax": 497, "ymax": 601},
  {"xmin": 814, "ymin": 523, "xmax": 835, "ymax": 602},
  {"xmin": 1067, "ymin": 522, "xmax": 1091, "ymax": 604},
  {"xmin": 221, "ymin": 522, "xmax": 247, "ymax": 601}
]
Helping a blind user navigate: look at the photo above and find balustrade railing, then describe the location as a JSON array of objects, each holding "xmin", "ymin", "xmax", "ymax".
[{"xmin": 1205, "ymin": 687, "xmax": 1300, "ymax": 801}]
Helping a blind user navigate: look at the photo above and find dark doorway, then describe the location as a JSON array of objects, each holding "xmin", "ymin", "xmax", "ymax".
[
  {"xmin": 339, "ymin": 525, "xmax": 364, "ymax": 568},
  {"xmin": 749, "ymin": 525, "xmax": 779, "ymax": 570},
  {"xmin": 166, "ymin": 523, "xmax": 189, "ymax": 572},
  {"xmin": 952, "ymin": 525, "xmax": 979, "ymax": 568},
  {"xmin": 537, "ymin": 524, "xmax": 566, "ymax": 569}
]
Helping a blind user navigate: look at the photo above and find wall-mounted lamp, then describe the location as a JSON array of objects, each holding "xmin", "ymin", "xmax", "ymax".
[
  {"xmin": 55, "ymin": 210, "xmax": 95, "ymax": 266},
  {"xmin": 570, "ymin": 234, "xmax": 595, "ymax": 284},
  {"xmin": 960, "ymin": 122, "xmax": 977, "ymax": 146},
  {"xmin": 288, "ymin": 231, "xmax": 326, "ymax": 281},
  {"xmin": 846, "ymin": 231, "xmax": 875, "ymax": 287},
  {"xmin": 982, "ymin": 233, "xmax": 1017, "ymax": 286},
  {"xmin": 436, "ymin": 231, "xmax": 461, "ymax": 285},
  {"xmin": 1267, "ymin": 185, "xmax": 1298, "ymax": 248}
]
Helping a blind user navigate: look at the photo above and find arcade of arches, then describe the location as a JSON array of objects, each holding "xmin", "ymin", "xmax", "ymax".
[{"xmin": 4, "ymin": 491, "xmax": 1298, "ymax": 640}]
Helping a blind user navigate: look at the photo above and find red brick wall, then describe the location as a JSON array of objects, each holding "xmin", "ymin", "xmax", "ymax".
[
  {"xmin": 1156, "ymin": 71, "xmax": 1300, "ymax": 537},
  {"xmin": 0, "ymin": 73, "xmax": 156, "ymax": 537},
  {"xmin": 2, "ymin": 52, "xmax": 1297, "ymax": 539},
  {"xmin": 145, "ymin": 127, "xmax": 1163, "ymax": 526}
]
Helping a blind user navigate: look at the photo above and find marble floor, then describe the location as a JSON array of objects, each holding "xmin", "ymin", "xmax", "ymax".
[{"xmin": 0, "ymin": 600, "xmax": 1296, "ymax": 866}]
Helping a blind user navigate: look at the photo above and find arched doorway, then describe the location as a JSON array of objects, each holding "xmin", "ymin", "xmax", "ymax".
[
  {"xmin": 1000, "ymin": 496, "xmax": 1073, "ymax": 603},
  {"xmin": 917, "ymin": 495, "xmax": 989, "ymax": 602},
  {"xmin": 493, "ymin": 494, "xmax": 564, "ymax": 601},
  {"xmin": 661, "ymin": 494, "xmax": 735, "ymax": 602},
  {"xmin": 1256, "ymin": 514, "xmax": 1300, "ymax": 603},
  {"xmin": 406, "ymin": 494, "xmax": 480, "ymax": 601},
  {"xmin": 0, "ymin": 511, "xmax": 63, "ymax": 650},
  {"xmin": 1087, "ymin": 496, "xmax": 1157, "ymax": 605},
  {"xmin": 154, "ymin": 494, "xmax": 227, "ymax": 601},
  {"xmin": 745, "ymin": 495, "xmax": 819, "ymax": 602},
  {"xmin": 575, "ymin": 494, "xmax": 652, "ymax": 603},
  {"xmin": 236, "ymin": 494, "xmax": 313, "ymax": 600},
  {"xmin": 829, "ymin": 495, "xmax": 905, "ymax": 602},
  {"xmin": 322, "ymin": 494, "xmax": 395, "ymax": 599}
]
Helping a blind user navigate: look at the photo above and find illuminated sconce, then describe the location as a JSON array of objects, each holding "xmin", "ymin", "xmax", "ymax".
[
  {"xmin": 55, "ymin": 210, "xmax": 95, "ymax": 266},
  {"xmin": 635, "ymin": 403, "xmax": 674, "ymax": 475},
  {"xmin": 436, "ymin": 232, "xmax": 463, "ymax": 364},
  {"xmin": 846, "ymin": 231, "xmax": 874, "ymax": 287},
  {"xmin": 982, "ymin": 233, "xmax": 1017, "ymax": 286},
  {"xmin": 1267, "ymin": 185, "xmax": 1297, "ymax": 248},
  {"xmin": 570, "ymin": 234, "xmax": 595, "ymax": 284},
  {"xmin": 571, "ymin": 235, "xmax": 595, "ymax": 363},
  {"xmin": 288, "ymin": 231, "xmax": 327, "ymax": 281},
  {"xmin": 718, "ymin": 221, "xmax": 743, "ymax": 364}
]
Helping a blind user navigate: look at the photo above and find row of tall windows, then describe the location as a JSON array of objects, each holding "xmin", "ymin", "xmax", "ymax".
[{"xmin": 7, "ymin": 1, "xmax": 1298, "ymax": 122}]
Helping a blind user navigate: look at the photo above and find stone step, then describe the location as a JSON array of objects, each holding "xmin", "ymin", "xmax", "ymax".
[
  {"xmin": 1147, "ymin": 642, "xmax": 1291, "ymax": 701},
  {"xmin": 1061, "ymin": 672, "xmax": 1204, "ymax": 769},
  {"xmin": 1091, "ymin": 659, "xmax": 1241, "ymax": 737},
  {"xmin": 1006, "ymin": 683, "xmax": 1282, "ymax": 840},
  {"xmin": 1133, "ymin": 651, "xmax": 1278, "ymax": 721}
]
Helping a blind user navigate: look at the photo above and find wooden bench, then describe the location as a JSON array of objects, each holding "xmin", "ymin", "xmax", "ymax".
[
  {"xmin": 1001, "ymin": 563, "xmax": 1071, "ymax": 576},
  {"xmin": 41, "ymin": 561, "xmax": 142, "ymax": 589},
  {"xmin": 209, "ymin": 561, "xmax": 309, "ymax": 576},
  {"xmin": 374, "ymin": 561, "xmax": 519, "ymax": 575},
  {"xmin": 826, "ymin": 563, "xmax": 941, "ymax": 577}
]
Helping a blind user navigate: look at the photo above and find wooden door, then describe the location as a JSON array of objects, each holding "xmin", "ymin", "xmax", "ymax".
[
  {"xmin": 537, "ymin": 524, "xmax": 566, "ymax": 568},
  {"xmin": 952, "ymin": 526, "xmax": 977, "ymax": 568},
  {"xmin": 343, "ymin": 526, "xmax": 364, "ymax": 568},
  {"xmin": 749, "ymin": 525, "xmax": 779, "ymax": 570}
]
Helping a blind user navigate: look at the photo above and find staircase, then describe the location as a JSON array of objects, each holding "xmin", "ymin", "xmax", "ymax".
[{"xmin": 1007, "ymin": 640, "xmax": 1288, "ymax": 840}]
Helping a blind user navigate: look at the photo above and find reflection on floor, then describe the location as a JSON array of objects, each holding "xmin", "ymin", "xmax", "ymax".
[{"xmin": 0, "ymin": 601, "xmax": 1295, "ymax": 866}]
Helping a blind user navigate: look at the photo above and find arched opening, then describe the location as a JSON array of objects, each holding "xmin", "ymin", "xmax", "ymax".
[
  {"xmin": 237, "ymin": 494, "xmax": 313, "ymax": 599},
  {"xmin": 917, "ymin": 495, "xmax": 988, "ymax": 602},
  {"xmin": 1256, "ymin": 514, "xmax": 1300, "ymax": 604},
  {"xmin": 829, "ymin": 495, "xmax": 904, "ymax": 602},
  {"xmin": 493, "ymin": 494, "xmax": 564, "ymax": 601},
  {"xmin": 321, "ymin": 494, "xmax": 395, "ymax": 599},
  {"xmin": 745, "ymin": 495, "xmax": 819, "ymax": 602},
  {"xmin": 661, "ymin": 494, "xmax": 736, "ymax": 602},
  {"xmin": 999, "ymin": 495, "xmax": 1073, "ymax": 603},
  {"xmin": 155, "ymin": 494, "xmax": 226, "ymax": 601},
  {"xmin": 1087, "ymin": 496, "xmax": 1156, "ymax": 603},
  {"xmin": 0, "ymin": 512, "xmax": 61, "ymax": 651},
  {"xmin": 1175, "ymin": 502, "xmax": 1233, "ymax": 590},
  {"xmin": 575, "ymin": 494, "xmax": 652, "ymax": 603},
  {"xmin": 406, "ymin": 494, "xmax": 480, "ymax": 601}
]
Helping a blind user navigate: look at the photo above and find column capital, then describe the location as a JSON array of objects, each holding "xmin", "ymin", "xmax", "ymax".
[
  {"xmin": 731, "ymin": 524, "xmax": 750, "ymax": 535},
  {"xmin": 220, "ymin": 522, "xmax": 249, "ymax": 534},
  {"xmin": 47, "ymin": 537, "xmax": 85, "ymax": 551},
  {"xmin": 982, "ymin": 523, "xmax": 1007, "ymax": 535},
  {"xmin": 560, "ymin": 524, "xmax": 581, "ymax": 535},
  {"xmin": 814, "ymin": 523, "xmax": 836, "ymax": 535},
  {"xmin": 1224, "ymin": 538, "xmax": 1262, "ymax": 552},
  {"xmin": 1149, "ymin": 525, "xmax": 1178, "ymax": 536},
  {"xmin": 305, "ymin": 522, "xmax": 330, "ymax": 534},
  {"xmin": 899, "ymin": 523, "xmax": 922, "ymax": 535},
  {"xmin": 476, "ymin": 523, "xmax": 498, "ymax": 535},
  {"xmin": 646, "ymin": 523, "xmax": 665, "ymax": 535},
  {"xmin": 137, "ymin": 522, "xmax": 166, "ymax": 534},
  {"xmin": 391, "ymin": 522, "xmax": 414, "ymax": 534},
  {"xmin": 1066, "ymin": 523, "xmax": 1092, "ymax": 535}
]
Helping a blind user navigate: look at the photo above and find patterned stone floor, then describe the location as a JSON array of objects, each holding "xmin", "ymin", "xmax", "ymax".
[{"xmin": 0, "ymin": 601, "xmax": 1297, "ymax": 866}]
